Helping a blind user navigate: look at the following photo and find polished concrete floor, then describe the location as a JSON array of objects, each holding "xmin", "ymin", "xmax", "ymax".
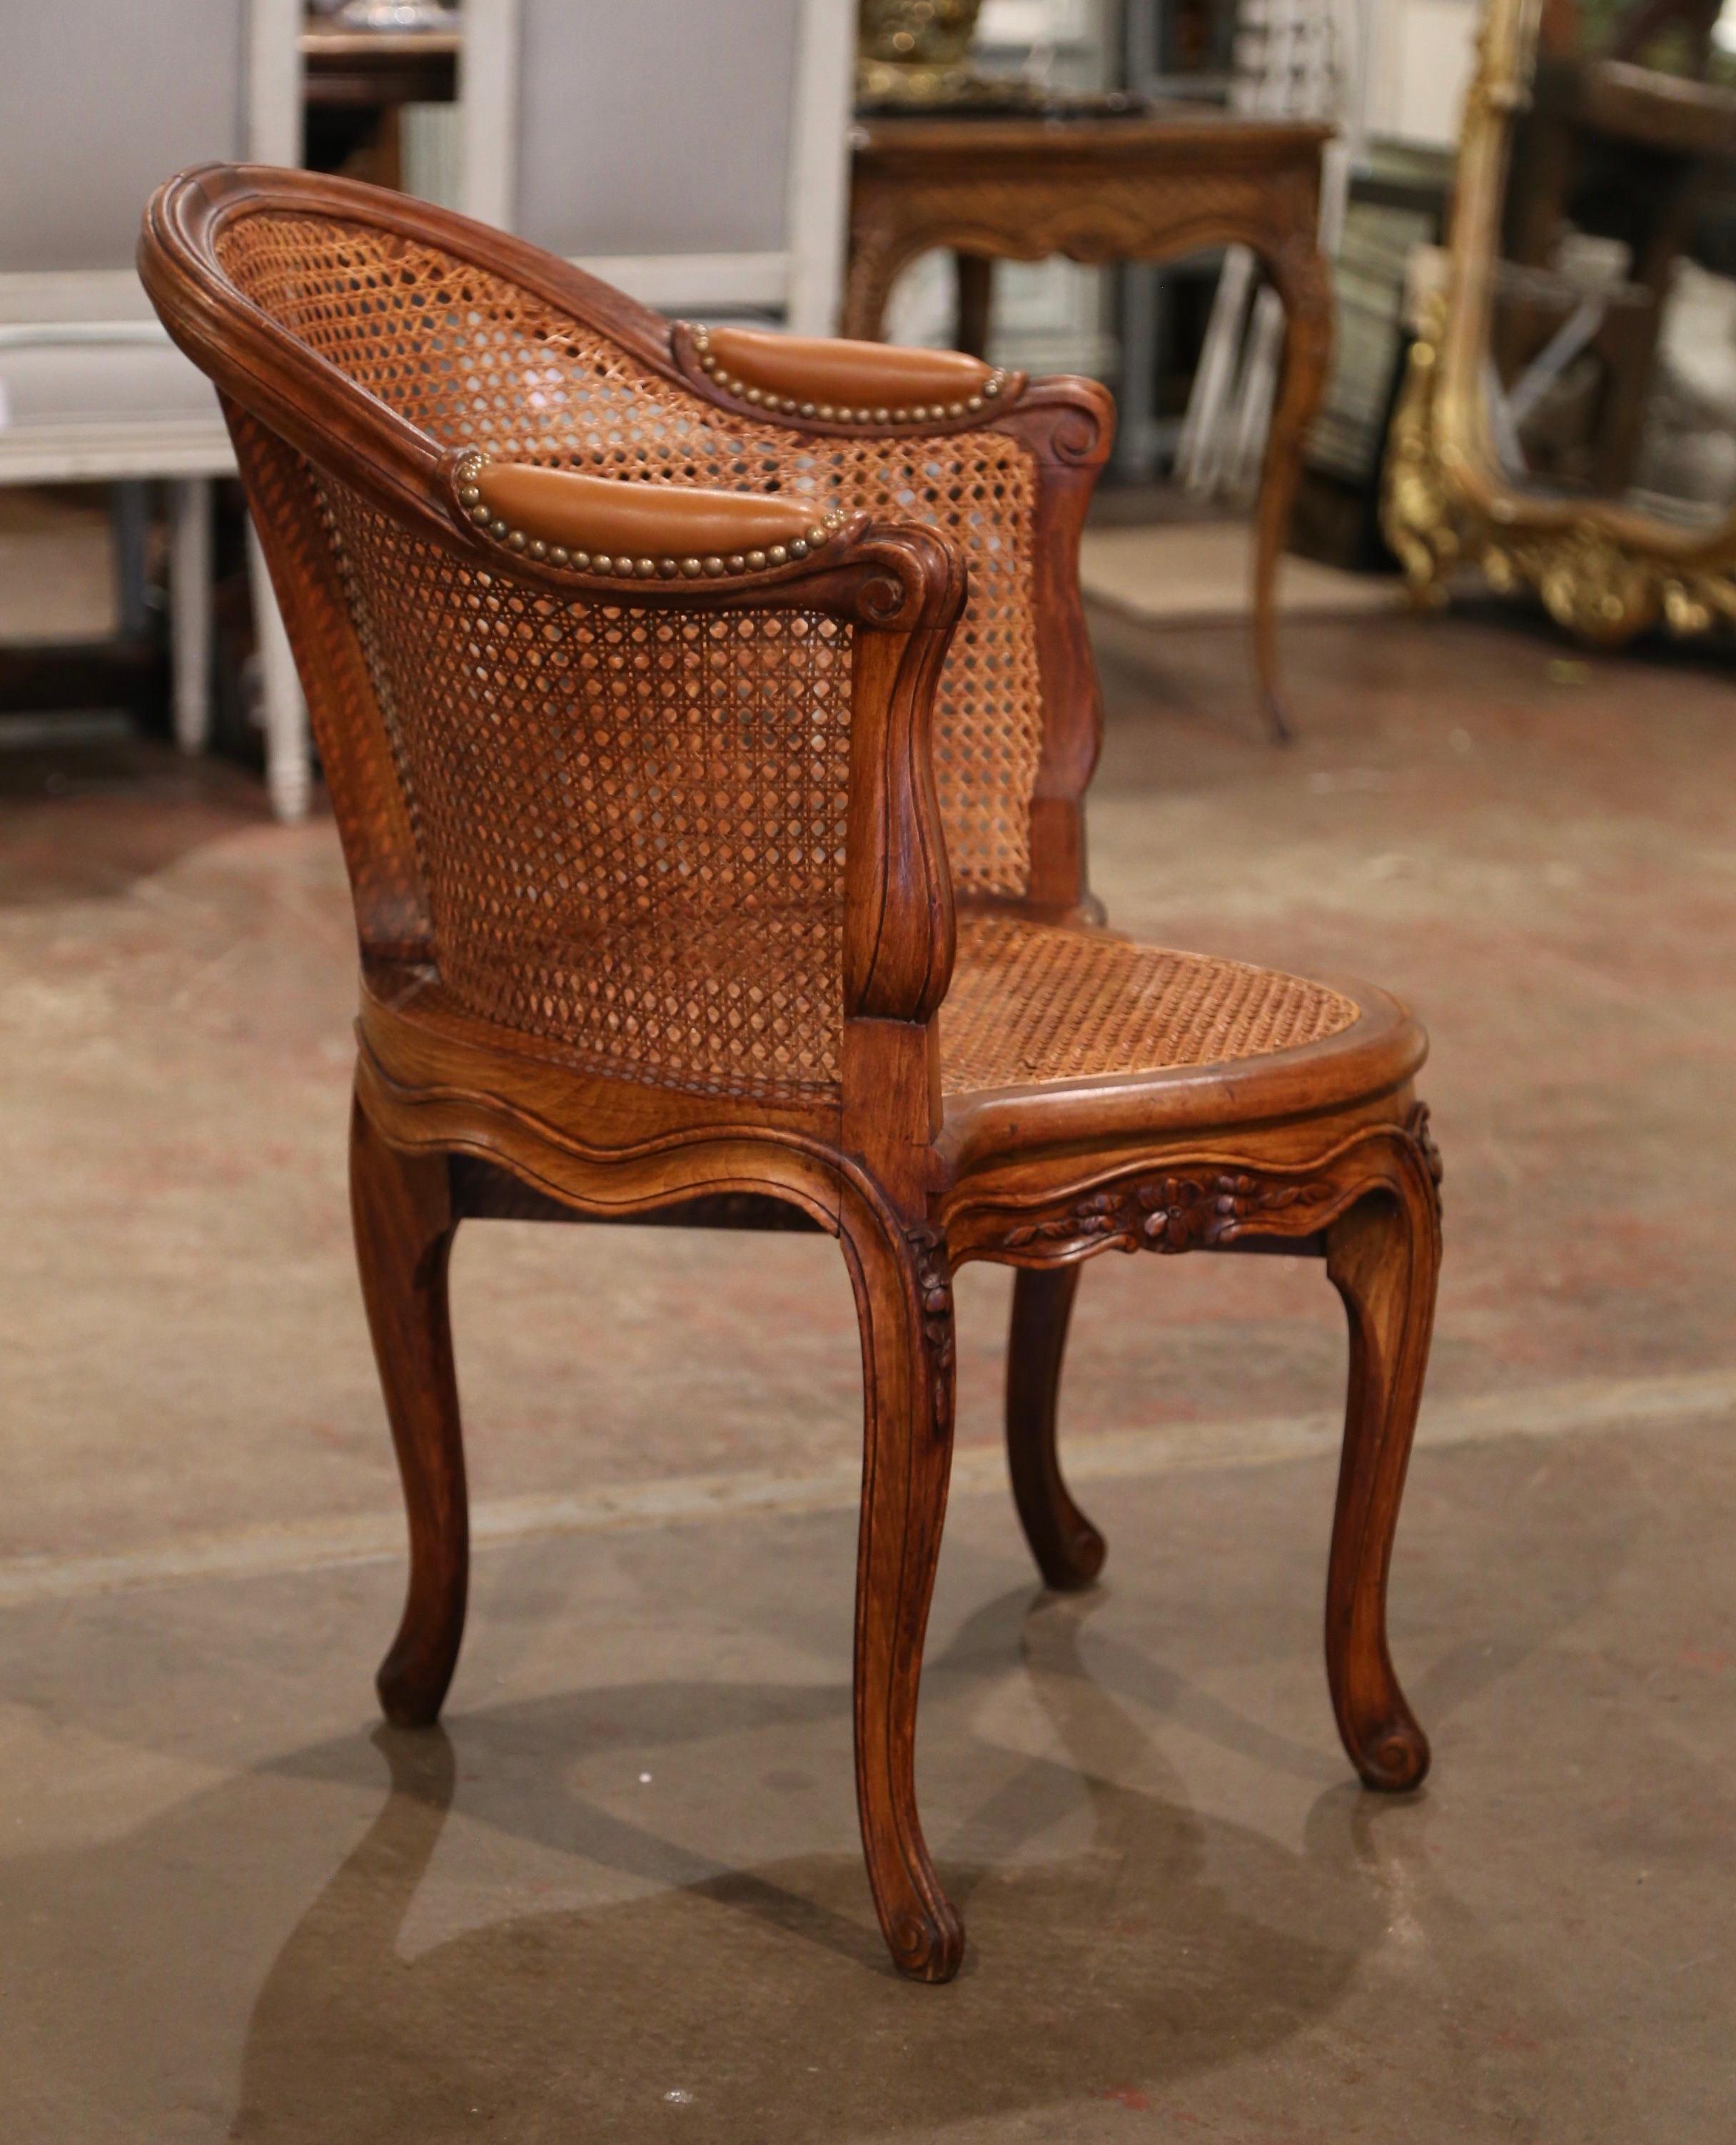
[{"xmin": 3, "ymin": 602, "xmax": 1734, "ymax": 2140}]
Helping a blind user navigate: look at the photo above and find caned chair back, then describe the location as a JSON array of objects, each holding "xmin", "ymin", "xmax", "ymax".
[{"xmin": 143, "ymin": 173, "xmax": 1066, "ymax": 1100}]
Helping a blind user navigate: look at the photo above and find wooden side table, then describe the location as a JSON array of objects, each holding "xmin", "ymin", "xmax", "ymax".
[{"xmin": 844, "ymin": 111, "xmax": 1336, "ymax": 740}]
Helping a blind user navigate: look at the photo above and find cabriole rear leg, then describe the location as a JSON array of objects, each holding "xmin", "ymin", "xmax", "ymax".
[{"xmin": 1006, "ymin": 1263, "xmax": 1104, "ymax": 1589}]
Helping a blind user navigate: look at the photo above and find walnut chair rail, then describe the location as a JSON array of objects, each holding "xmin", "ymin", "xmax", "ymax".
[{"xmin": 142, "ymin": 163, "xmax": 1443, "ymax": 1987}]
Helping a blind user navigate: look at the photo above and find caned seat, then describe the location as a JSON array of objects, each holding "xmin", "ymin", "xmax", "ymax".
[
  {"xmin": 942, "ymin": 912, "xmax": 1361, "ymax": 1091},
  {"xmin": 938, "ymin": 913, "xmax": 1426, "ymax": 1164},
  {"xmin": 143, "ymin": 165, "xmax": 1444, "ymax": 1989}
]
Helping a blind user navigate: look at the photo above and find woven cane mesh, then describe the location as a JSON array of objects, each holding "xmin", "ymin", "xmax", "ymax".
[
  {"xmin": 227, "ymin": 412, "xmax": 430, "ymax": 954},
  {"xmin": 939, "ymin": 914, "xmax": 1358, "ymax": 1094},
  {"xmin": 215, "ymin": 210, "xmax": 1044, "ymax": 894},
  {"xmin": 320, "ymin": 476, "xmax": 854, "ymax": 1100}
]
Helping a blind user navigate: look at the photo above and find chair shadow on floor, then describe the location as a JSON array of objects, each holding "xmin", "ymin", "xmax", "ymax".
[{"xmin": 228, "ymin": 1589, "xmax": 1406, "ymax": 2142}]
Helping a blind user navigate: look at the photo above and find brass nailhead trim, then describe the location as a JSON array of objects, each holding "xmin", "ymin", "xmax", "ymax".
[
  {"xmin": 458, "ymin": 448, "xmax": 848, "ymax": 580},
  {"xmin": 680, "ymin": 323, "xmax": 1007, "ymax": 427}
]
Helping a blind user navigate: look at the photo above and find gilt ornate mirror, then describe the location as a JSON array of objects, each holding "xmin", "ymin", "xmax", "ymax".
[{"xmin": 1386, "ymin": 0, "xmax": 1736, "ymax": 640}]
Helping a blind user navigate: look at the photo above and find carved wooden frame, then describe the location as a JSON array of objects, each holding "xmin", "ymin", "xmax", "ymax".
[
  {"xmin": 946, "ymin": 1104, "xmax": 1441, "ymax": 1265},
  {"xmin": 1383, "ymin": 0, "xmax": 1736, "ymax": 642},
  {"xmin": 144, "ymin": 163, "xmax": 1442, "ymax": 1988}
]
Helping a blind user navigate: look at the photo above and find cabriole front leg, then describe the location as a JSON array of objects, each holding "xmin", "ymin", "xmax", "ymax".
[
  {"xmin": 349, "ymin": 1093, "xmax": 468, "ymax": 1729},
  {"xmin": 1323, "ymin": 1145, "xmax": 1442, "ymax": 1792},
  {"xmin": 840, "ymin": 1193, "xmax": 964, "ymax": 1983}
]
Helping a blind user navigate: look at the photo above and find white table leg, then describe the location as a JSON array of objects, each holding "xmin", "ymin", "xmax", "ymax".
[
  {"xmin": 246, "ymin": 519, "xmax": 311, "ymax": 824},
  {"xmin": 169, "ymin": 477, "xmax": 213, "ymax": 754}
]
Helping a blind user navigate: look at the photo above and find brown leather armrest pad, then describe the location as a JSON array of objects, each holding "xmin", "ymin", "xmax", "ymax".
[
  {"xmin": 705, "ymin": 328, "xmax": 995, "ymax": 414},
  {"xmin": 473, "ymin": 465, "xmax": 827, "ymax": 561}
]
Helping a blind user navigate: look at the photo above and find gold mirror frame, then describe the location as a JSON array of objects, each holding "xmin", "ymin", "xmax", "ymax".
[{"xmin": 1383, "ymin": 0, "xmax": 1736, "ymax": 642}]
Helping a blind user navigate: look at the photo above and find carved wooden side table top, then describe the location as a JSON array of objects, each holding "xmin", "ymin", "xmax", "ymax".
[{"xmin": 845, "ymin": 111, "xmax": 1335, "ymax": 739}]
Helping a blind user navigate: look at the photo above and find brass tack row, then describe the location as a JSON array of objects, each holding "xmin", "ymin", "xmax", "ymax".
[
  {"xmin": 683, "ymin": 324, "xmax": 1004, "ymax": 425},
  {"xmin": 453, "ymin": 452, "xmax": 848, "ymax": 577}
]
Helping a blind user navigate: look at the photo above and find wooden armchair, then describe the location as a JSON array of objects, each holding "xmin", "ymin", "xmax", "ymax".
[{"xmin": 143, "ymin": 166, "xmax": 1442, "ymax": 1984}]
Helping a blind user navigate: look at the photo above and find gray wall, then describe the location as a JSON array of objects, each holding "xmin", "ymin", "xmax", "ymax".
[
  {"xmin": 0, "ymin": 0, "xmax": 246, "ymax": 272},
  {"xmin": 514, "ymin": 0, "xmax": 799, "ymax": 259}
]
